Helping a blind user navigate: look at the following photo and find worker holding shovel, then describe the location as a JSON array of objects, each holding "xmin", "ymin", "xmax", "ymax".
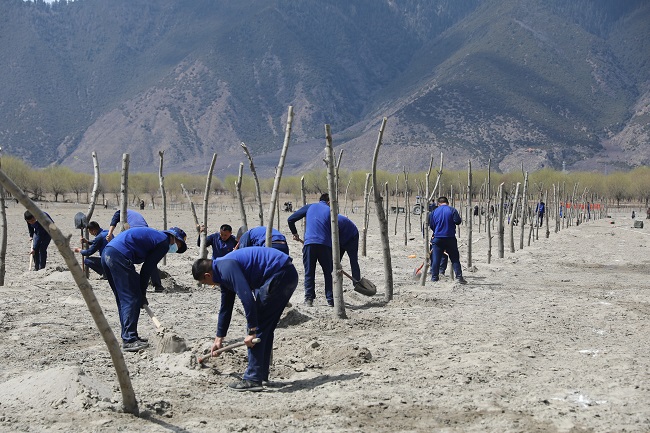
[
  {"xmin": 73, "ymin": 221, "xmax": 109, "ymax": 278},
  {"xmin": 25, "ymin": 210, "xmax": 53, "ymax": 271},
  {"xmin": 287, "ymin": 193, "xmax": 333, "ymax": 307},
  {"xmin": 101, "ymin": 226, "xmax": 187, "ymax": 352},
  {"xmin": 338, "ymin": 214, "xmax": 360, "ymax": 282},
  {"xmin": 429, "ymin": 196, "xmax": 467, "ymax": 284},
  {"xmin": 106, "ymin": 209, "xmax": 166, "ymax": 293},
  {"xmin": 192, "ymin": 246, "xmax": 298, "ymax": 392}
]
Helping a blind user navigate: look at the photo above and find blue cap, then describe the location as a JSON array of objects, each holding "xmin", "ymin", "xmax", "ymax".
[{"xmin": 163, "ymin": 227, "xmax": 187, "ymax": 253}]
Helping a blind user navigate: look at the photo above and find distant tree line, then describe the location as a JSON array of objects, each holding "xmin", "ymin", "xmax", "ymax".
[{"xmin": 1, "ymin": 154, "xmax": 648, "ymax": 208}]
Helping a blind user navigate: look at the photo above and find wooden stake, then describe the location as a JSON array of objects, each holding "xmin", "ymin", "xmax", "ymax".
[
  {"xmin": 324, "ymin": 124, "xmax": 346, "ymax": 318},
  {"xmin": 158, "ymin": 151, "xmax": 167, "ymax": 265},
  {"xmin": 0, "ymin": 168, "xmax": 139, "ymax": 415},
  {"xmin": 266, "ymin": 106, "xmax": 293, "ymax": 247},
  {"xmin": 371, "ymin": 118, "xmax": 393, "ymax": 301}
]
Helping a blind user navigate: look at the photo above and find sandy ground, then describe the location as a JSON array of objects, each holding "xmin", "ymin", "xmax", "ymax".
[{"xmin": 0, "ymin": 198, "xmax": 648, "ymax": 432}]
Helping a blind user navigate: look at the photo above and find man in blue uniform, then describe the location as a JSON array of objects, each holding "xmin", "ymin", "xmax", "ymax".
[
  {"xmin": 338, "ymin": 214, "xmax": 361, "ymax": 282},
  {"xmin": 105, "ymin": 209, "xmax": 148, "ymax": 242},
  {"xmin": 74, "ymin": 221, "xmax": 109, "ymax": 278},
  {"xmin": 287, "ymin": 193, "xmax": 333, "ymax": 306},
  {"xmin": 536, "ymin": 201, "xmax": 545, "ymax": 226},
  {"xmin": 192, "ymin": 247, "xmax": 298, "ymax": 391},
  {"xmin": 197, "ymin": 224, "xmax": 238, "ymax": 259},
  {"xmin": 25, "ymin": 211, "xmax": 53, "ymax": 271},
  {"xmin": 106, "ymin": 209, "xmax": 166, "ymax": 292},
  {"xmin": 236, "ymin": 226, "xmax": 289, "ymax": 255},
  {"xmin": 428, "ymin": 197, "xmax": 467, "ymax": 284},
  {"xmin": 102, "ymin": 226, "xmax": 187, "ymax": 352}
]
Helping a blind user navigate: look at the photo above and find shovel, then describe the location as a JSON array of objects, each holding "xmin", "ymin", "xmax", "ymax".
[
  {"xmin": 295, "ymin": 237, "xmax": 376, "ymax": 296},
  {"xmin": 143, "ymin": 304, "xmax": 187, "ymax": 353},
  {"xmin": 73, "ymin": 212, "xmax": 88, "ymax": 271},
  {"xmin": 28, "ymin": 238, "xmax": 34, "ymax": 271},
  {"xmin": 197, "ymin": 338, "xmax": 261, "ymax": 365},
  {"xmin": 340, "ymin": 269, "xmax": 377, "ymax": 297}
]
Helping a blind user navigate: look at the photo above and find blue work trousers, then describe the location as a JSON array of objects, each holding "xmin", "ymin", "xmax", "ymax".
[
  {"xmin": 243, "ymin": 264, "xmax": 298, "ymax": 382},
  {"xmin": 101, "ymin": 245, "xmax": 145, "ymax": 343},
  {"xmin": 84, "ymin": 256, "xmax": 104, "ymax": 276},
  {"xmin": 302, "ymin": 243, "xmax": 333, "ymax": 302},
  {"xmin": 32, "ymin": 235, "xmax": 50, "ymax": 270},
  {"xmin": 340, "ymin": 233, "xmax": 361, "ymax": 281},
  {"xmin": 431, "ymin": 237, "xmax": 462, "ymax": 281}
]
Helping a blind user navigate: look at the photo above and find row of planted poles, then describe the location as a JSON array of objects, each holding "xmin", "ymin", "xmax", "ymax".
[
  {"xmin": 0, "ymin": 108, "xmax": 606, "ymax": 415},
  {"xmin": 380, "ymin": 157, "xmax": 607, "ymax": 285}
]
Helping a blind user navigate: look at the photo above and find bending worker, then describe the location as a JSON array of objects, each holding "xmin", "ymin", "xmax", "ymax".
[
  {"xmin": 192, "ymin": 247, "xmax": 298, "ymax": 391},
  {"xmin": 74, "ymin": 221, "xmax": 108, "ymax": 278},
  {"xmin": 25, "ymin": 210, "xmax": 53, "ymax": 271},
  {"xmin": 102, "ymin": 226, "xmax": 187, "ymax": 352},
  {"xmin": 236, "ymin": 226, "xmax": 289, "ymax": 255}
]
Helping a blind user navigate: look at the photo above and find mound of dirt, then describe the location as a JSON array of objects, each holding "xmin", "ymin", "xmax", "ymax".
[
  {"xmin": 277, "ymin": 307, "xmax": 311, "ymax": 328},
  {"xmin": 0, "ymin": 366, "xmax": 112, "ymax": 410}
]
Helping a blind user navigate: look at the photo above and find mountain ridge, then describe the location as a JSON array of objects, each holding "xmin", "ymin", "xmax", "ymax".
[{"xmin": 1, "ymin": 0, "xmax": 648, "ymax": 177}]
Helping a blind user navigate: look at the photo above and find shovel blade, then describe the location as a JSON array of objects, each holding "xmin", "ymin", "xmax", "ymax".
[
  {"xmin": 74, "ymin": 212, "xmax": 88, "ymax": 229},
  {"xmin": 353, "ymin": 277, "xmax": 377, "ymax": 297}
]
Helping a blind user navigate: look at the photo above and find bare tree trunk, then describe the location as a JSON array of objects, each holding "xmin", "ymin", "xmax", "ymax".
[
  {"xmin": 420, "ymin": 154, "xmax": 435, "ymax": 286},
  {"xmin": 158, "ymin": 151, "xmax": 167, "ymax": 265},
  {"xmin": 361, "ymin": 173, "xmax": 372, "ymax": 257},
  {"xmin": 276, "ymin": 195, "xmax": 280, "ymax": 230},
  {"xmin": 83, "ymin": 152, "xmax": 101, "ymax": 277},
  {"xmin": 519, "ymin": 172, "xmax": 528, "ymax": 250},
  {"xmin": 0, "ymin": 152, "xmax": 7, "ymax": 285},
  {"xmin": 266, "ymin": 106, "xmax": 294, "ymax": 246},
  {"xmin": 120, "ymin": 154, "xmax": 129, "ymax": 232},
  {"xmin": 545, "ymin": 190, "xmax": 550, "ymax": 238},
  {"xmin": 393, "ymin": 175, "xmax": 399, "ymax": 236},
  {"xmin": 300, "ymin": 176, "xmax": 307, "ymax": 239},
  {"xmin": 0, "ymin": 168, "xmax": 139, "ymax": 415},
  {"xmin": 241, "ymin": 142, "xmax": 264, "ymax": 226},
  {"xmin": 335, "ymin": 149, "xmax": 343, "ymax": 201},
  {"xmin": 498, "ymin": 182, "xmax": 505, "ymax": 259},
  {"xmin": 236, "ymin": 162, "xmax": 248, "ymax": 231},
  {"xmin": 403, "ymin": 168, "xmax": 408, "ymax": 246},
  {"xmin": 86, "ymin": 152, "xmax": 100, "ymax": 224},
  {"xmin": 384, "ymin": 182, "xmax": 389, "ymax": 234},
  {"xmin": 428, "ymin": 152, "xmax": 444, "ymax": 203},
  {"xmin": 325, "ymin": 125, "xmax": 346, "ymax": 318},
  {"xmin": 527, "ymin": 210, "xmax": 534, "ymax": 246},
  {"xmin": 509, "ymin": 182, "xmax": 521, "ymax": 253},
  {"xmin": 552, "ymin": 184, "xmax": 557, "ymax": 233},
  {"xmin": 557, "ymin": 181, "xmax": 567, "ymax": 230},
  {"xmin": 371, "ymin": 118, "xmax": 393, "ymax": 301},
  {"xmin": 486, "ymin": 159, "xmax": 492, "ymax": 264},
  {"xmin": 199, "ymin": 153, "xmax": 217, "ymax": 260},
  {"xmin": 180, "ymin": 183, "xmax": 199, "ymax": 222},
  {"xmin": 467, "ymin": 160, "xmax": 473, "ymax": 268},
  {"xmin": 343, "ymin": 178, "xmax": 352, "ymax": 215}
]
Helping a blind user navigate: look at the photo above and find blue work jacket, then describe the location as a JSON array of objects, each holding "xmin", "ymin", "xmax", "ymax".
[
  {"xmin": 429, "ymin": 204, "xmax": 462, "ymax": 238},
  {"xmin": 212, "ymin": 247, "xmax": 292, "ymax": 337},
  {"xmin": 287, "ymin": 201, "xmax": 331, "ymax": 247}
]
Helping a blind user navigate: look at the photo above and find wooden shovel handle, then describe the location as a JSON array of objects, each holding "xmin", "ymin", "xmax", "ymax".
[
  {"xmin": 143, "ymin": 304, "xmax": 162, "ymax": 329},
  {"xmin": 340, "ymin": 269, "xmax": 356, "ymax": 283},
  {"xmin": 198, "ymin": 338, "xmax": 261, "ymax": 364}
]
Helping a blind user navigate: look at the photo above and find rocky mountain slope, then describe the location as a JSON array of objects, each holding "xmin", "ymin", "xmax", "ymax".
[{"xmin": 1, "ymin": 0, "xmax": 648, "ymax": 176}]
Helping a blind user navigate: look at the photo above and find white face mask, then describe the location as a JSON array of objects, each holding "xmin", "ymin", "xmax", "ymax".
[{"xmin": 168, "ymin": 242, "xmax": 178, "ymax": 254}]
